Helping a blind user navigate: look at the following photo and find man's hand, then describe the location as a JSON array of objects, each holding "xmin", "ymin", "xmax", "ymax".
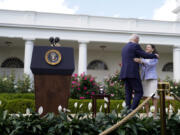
[{"xmin": 133, "ymin": 58, "xmax": 142, "ymax": 63}]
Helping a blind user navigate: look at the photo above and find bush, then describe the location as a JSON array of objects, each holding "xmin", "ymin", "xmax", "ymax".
[
  {"xmin": 1, "ymin": 93, "xmax": 180, "ymax": 114},
  {"xmin": 70, "ymin": 73, "xmax": 99, "ymax": 99},
  {"xmin": 5, "ymin": 99, "xmax": 35, "ymax": 113},
  {"xmin": 0, "ymin": 93, "xmax": 34, "ymax": 100},
  {"xmin": 0, "ymin": 73, "xmax": 33, "ymax": 93},
  {"xmin": 104, "ymin": 71, "xmax": 125, "ymax": 100},
  {"xmin": 0, "ymin": 108, "xmax": 180, "ymax": 135}
]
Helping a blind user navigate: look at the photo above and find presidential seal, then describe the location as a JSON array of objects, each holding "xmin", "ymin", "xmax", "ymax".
[{"xmin": 45, "ymin": 49, "xmax": 62, "ymax": 65}]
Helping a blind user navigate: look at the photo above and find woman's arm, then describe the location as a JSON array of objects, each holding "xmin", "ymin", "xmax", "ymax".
[{"xmin": 141, "ymin": 58, "xmax": 158, "ymax": 66}]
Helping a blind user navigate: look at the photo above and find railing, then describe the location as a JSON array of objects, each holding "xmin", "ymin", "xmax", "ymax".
[
  {"xmin": 170, "ymin": 92, "xmax": 180, "ymax": 102},
  {"xmin": 99, "ymin": 82, "xmax": 170, "ymax": 135}
]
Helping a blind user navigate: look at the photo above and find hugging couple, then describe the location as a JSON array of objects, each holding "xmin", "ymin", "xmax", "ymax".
[{"xmin": 119, "ymin": 34, "xmax": 159, "ymax": 117}]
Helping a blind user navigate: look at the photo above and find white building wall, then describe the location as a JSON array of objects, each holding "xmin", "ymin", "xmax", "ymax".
[
  {"xmin": 0, "ymin": 46, "xmax": 24, "ymax": 78},
  {"xmin": 72, "ymin": 49, "xmax": 173, "ymax": 82}
]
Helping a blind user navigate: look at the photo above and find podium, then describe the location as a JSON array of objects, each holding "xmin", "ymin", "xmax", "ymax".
[{"xmin": 31, "ymin": 46, "xmax": 75, "ymax": 115}]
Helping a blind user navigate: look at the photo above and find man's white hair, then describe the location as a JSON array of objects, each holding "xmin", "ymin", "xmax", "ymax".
[{"xmin": 129, "ymin": 34, "xmax": 139, "ymax": 41}]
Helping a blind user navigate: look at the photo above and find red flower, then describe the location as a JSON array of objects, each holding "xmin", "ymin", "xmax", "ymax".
[
  {"xmin": 78, "ymin": 88, "xmax": 80, "ymax": 90},
  {"xmin": 84, "ymin": 77, "xmax": 87, "ymax": 80},
  {"xmin": 83, "ymin": 87, "xmax": 87, "ymax": 90},
  {"xmin": 80, "ymin": 97, "xmax": 85, "ymax": 99}
]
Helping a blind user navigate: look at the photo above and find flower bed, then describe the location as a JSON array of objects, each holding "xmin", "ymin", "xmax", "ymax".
[{"xmin": 0, "ymin": 106, "xmax": 180, "ymax": 135}]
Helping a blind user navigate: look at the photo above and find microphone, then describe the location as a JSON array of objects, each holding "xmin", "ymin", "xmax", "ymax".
[
  {"xmin": 49, "ymin": 37, "xmax": 55, "ymax": 46},
  {"xmin": 55, "ymin": 37, "xmax": 60, "ymax": 44}
]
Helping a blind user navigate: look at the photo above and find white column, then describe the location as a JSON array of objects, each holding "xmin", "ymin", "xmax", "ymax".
[
  {"xmin": 24, "ymin": 39, "xmax": 34, "ymax": 79},
  {"xmin": 78, "ymin": 41, "xmax": 88, "ymax": 75},
  {"xmin": 173, "ymin": 45, "xmax": 180, "ymax": 82}
]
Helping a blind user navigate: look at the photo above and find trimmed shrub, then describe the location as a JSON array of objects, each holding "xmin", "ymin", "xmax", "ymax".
[
  {"xmin": 5, "ymin": 99, "xmax": 35, "ymax": 113},
  {"xmin": 0, "ymin": 93, "xmax": 180, "ymax": 114},
  {"xmin": 0, "ymin": 93, "xmax": 34, "ymax": 100}
]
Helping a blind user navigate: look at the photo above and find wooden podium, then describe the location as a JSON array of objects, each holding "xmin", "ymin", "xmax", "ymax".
[{"xmin": 31, "ymin": 46, "xmax": 75, "ymax": 115}]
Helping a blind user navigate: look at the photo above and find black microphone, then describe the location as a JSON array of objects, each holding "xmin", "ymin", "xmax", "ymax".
[
  {"xmin": 55, "ymin": 37, "xmax": 60, "ymax": 44},
  {"xmin": 49, "ymin": 37, "xmax": 55, "ymax": 46}
]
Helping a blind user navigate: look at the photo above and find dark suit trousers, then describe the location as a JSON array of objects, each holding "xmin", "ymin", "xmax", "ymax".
[{"xmin": 124, "ymin": 78, "xmax": 143, "ymax": 110}]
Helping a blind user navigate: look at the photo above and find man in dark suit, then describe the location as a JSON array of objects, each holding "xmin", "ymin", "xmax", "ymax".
[{"xmin": 119, "ymin": 34, "xmax": 158, "ymax": 110}]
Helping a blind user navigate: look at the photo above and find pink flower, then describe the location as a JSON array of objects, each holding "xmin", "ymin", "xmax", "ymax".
[
  {"xmin": 93, "ymin": 83, "xmax": 96, "ymax": 86},
  {"xmin": 80, "ymin": 97, "xmax": 85, "ymax": 99},
  {"xmin": 90, "ymin": 77, "xmax": 94, "ymax": 82},
  {"xmin": 110, "ymin": 83, "xmax": 114, "ymax": 86},
  {"xmin": 74, "ymin": 73, "xmax": 78, "ymax": 78},
  {"xmin": 91, "ymin": 92, "xmax": 95, "ymax": 95},
  {"xmin": 72, "ymin": 81, "xmax": 76, "ymax": 84},
  {"xmin": 72, "ymin": 85, "xmax": 74, "ymax": 88},
  {"xmin": 77, "ymin": 88, "xmax": 80, "ymax": 90},
  {"xmin": 111, "ymin": 94, "xmax": 115, "ymax": 97},
  {"xmin": 77, "ymin": 83, "xmax": 80, "ymax": 86},
  {"xmin": 83, "ymin": 87, "xmax": 87, "ymax": 90},
  {"xmin": 86, "ymin": 91, "xmax": 89, "ymax": 94},
  {"xmin": 84, "ymin": 77, "xmax": 87, "ymax": 80},
  {"xmin": 81, "ymin": 72, "xmax": 85, "ymax": 77}
]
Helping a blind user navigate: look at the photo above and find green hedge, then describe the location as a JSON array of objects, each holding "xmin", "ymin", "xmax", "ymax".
[
  {"xmin": 0, "ymin": 93, "xmax": 34, "ymax": 100},
  {"xmin": 0, "ymin": 93, "xmax": 180, "ymax": 113}
]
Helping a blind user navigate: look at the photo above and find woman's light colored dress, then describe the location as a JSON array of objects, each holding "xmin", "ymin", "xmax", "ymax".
[{"xmin": 140, "ymin": 59, "xmax": 158, "ymax": 98}]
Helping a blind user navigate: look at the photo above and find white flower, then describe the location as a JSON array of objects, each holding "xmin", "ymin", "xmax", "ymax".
[
  {"xmin": 99, "ymin": 105, "xmax": 102, "ymax": 112},
  {"xmin": 104, "ymin": 97, "xmax": 109, "ymax": 103},
  {"xmin": 2, "ymin": 77, "xmax": 7, "ymax": 82},
  {"xmin": 38, "ymin": 106, "xmax": 43, "ymax": 115},
  {"xmin": 0, "ymin": 100, "xmax": 2, "ymax": 106},
  {"xmin": 28, "ymin": 89, "xmax": 31, "ymax": 92},
  {"xmin": 122, "ymin": 101, "xmax": 126, "ymax": 108},
  {"xmin": 117, "ymin": 104, "xmax": 120, "ymax": 109},
  {"xmin": 74, "ymin": 102, "xmax": 78, "ymax": 108},
  {"xmin": 166, "ymin": 108, "xmax": 168, "ymax": 113},
  {"xmin": 104, "ymin": 103, "xmax": 108, "ymax": 109},
  {"xmin": 66, "ymin": 109, "xmax": 71, "ymax": 113},
  {"xmin": 169, "ymin": 104, "xmax": 173, "ymax": 110},
  {"xmin": 14, "ymin": 85, "xmax": 18, "ymax": 89},
  {"xmin": 170, "ymin": 86, "xmax": 174, "ymax": 89},
  {"xmin": 148, "ymin": 112, "xmax": 153, "ymax": 117},
  {"xmin": 142, "ymin": 106, "xmax": 145, "ymax": 110},
  {"xmin": 175, "ymin": 86, "xmax": 178, "ymax": 89},
  {"xmin": 79, "ymin": 103, "xmax": 83, "ymax": 109},
  {"xmin": 88, "ymin": 102, "xmax": 92, "ymax": 111},
  {"xmin": 26, "ymin": 108, "xmax": 30, "ymax": 115},
  {"xmin": 169, "ymin": 109, "xmax": 173, "ymax": 114},
  {"xmin": 177, "ymin": 109, "xmax": 180, "ymax": 115},
  {"xmin": 63, "ymin": 108, "xmax": 67, "ymax": 112},
  {"xmin": 150, "ymin": 106, "xmax": 155, "ymax": 113},
  {"xmin": 58, "ymin": 105, "xmax": 62, "ymax": 112}
]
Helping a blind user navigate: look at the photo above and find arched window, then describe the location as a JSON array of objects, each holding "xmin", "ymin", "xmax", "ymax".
[
  {"xmin": 87, "ymin": 60, "xmax": 108, "ymax": 70},
  {"xmin": 1, "ymin": 57, "xmax": 24, "ymax": 68},
  {"xmin": 162, "ymin": 62, "xmax": 173, "ymax": 72}
]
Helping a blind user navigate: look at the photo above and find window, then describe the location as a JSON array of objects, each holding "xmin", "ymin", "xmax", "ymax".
[
  {"xmin": 87, "ymin": 60, "xmax": 108, "ymax": 70},
  {"xmin": 162, "ymin": 62, "xmax": 173, "ymax": 72},
  {"xmin": 1, "ymin": 57, "xmax": 24, "ymax": 68}
]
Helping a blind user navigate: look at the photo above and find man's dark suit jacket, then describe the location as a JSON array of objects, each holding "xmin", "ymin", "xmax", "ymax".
[{"xmin": 119, "ymin": 42, "xmax": 157, "ymax": 80}]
